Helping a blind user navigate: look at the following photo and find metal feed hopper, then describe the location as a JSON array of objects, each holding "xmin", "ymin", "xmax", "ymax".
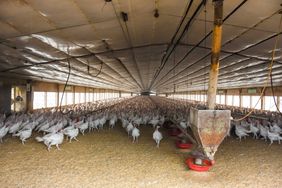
[{"xmin": 190, "ymin": 108, "xmax": 231, "ymax": 160}]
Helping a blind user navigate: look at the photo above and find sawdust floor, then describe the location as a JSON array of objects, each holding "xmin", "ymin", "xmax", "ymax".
[{"xmin": 0, "ymin": 125, "xmax": 281, "ymax": 188}]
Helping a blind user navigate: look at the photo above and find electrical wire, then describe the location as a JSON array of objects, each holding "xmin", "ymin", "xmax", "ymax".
[
  {"xmin": 270, "ymin": 13, "xmax": 282, "ymax": 115},
  {"xmin": 94, "ymin": 62, "xmax": 103, "ymax": 77},
  {"xmin": 59, "ymin": 48, "xmax": 73, "ymax": 115},
  {"xmin": 270, "ymin": 68, "xmax": 282, "ymax": 115},
  {"xmin": 233, "ymin": 13, "xmax": 282, "ymax": 121},
  {"xmin": 86, "ymin": 57, "xmax": 103, "ymax": 78},
  {"xmin": 59, "ymin": 59, "xmax": 71, "ymax": 115}
]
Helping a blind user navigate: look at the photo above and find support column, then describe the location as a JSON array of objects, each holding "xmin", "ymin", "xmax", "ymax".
[
  {"xmin": 73, "ymin": 86, "xmax": 76, "ymax": 104},
  {"xmin": 56, "ymin": 84, "xmax": 60, "ymax": 106},
  {"xmin": 207, "ymin": 0, "xmax": 224, "ymax": 110},
  {"xmin": 277, "ymin": 96, "xmax": 280, "ymax": 111},
  {"xmin": 224, "ymin": 91, "xmax": 227, "ymax": 106},
  {"xmin": 239, "ymin": 89, "xmax": 242, "ymax": 108},
  {"xmin": 26, "ymin": 80, "xmax": 33, "ymax": 113},
  {"xmin": 0, "ymin": 82, "xmax": 11, "ymax": 114}
]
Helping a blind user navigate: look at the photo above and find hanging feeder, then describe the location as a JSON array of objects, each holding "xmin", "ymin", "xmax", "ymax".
[{"xmin": 189, "ymin": 107, "xmax": 230, "ymax": 160}]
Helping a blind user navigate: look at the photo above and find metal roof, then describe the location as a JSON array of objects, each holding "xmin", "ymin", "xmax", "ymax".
[{"xmin": 0, "ymin": 0, "xmax": 281, "ymax": 93}]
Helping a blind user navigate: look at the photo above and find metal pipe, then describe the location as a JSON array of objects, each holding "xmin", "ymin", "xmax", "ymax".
[{"xmin": 207, "ymin": 0, "xmax": 224, "ymax": 110}]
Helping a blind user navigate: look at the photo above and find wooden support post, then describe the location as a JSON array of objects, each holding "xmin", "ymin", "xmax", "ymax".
[
  {"xmin": 26, "ymin": 80, "xmax": 33, "ymax": 113},
  {"xmin": 239, "ymin": 90, "xmax": 242, "ymax": 108},
  {"xmin": 56, "ymin": 84, "xmax": 59, "ymax": 106},
  {"xmin": 207, "ymin": 0, "xmax": 224, "ymax": 110},
  {"xmin": 44, "ymin": 91, "xmax": 47, "ymax": 108},
  {"xmin": 85, "ymin": 87, "xmax": 87, "ymax": 103},
  {"xmin": 277, "ymin": 96, "xmax": 280, "ymax": 111},
  {"xmin": 225, "ymin": 91, "xmax": 227, "ymax": 106},
  {"xmin": 0, "ymin": 83, "xmax": 12, "ymax": 114}
]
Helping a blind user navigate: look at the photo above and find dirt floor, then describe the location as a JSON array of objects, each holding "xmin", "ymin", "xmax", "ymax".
[{"xmin": 0, "ymin": 125, "xmax": 281, "ymax": 188}]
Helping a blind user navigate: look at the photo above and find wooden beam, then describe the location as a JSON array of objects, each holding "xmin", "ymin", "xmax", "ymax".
[{"xmin": 207, "ymin": 0, "xmax": 224, "ymax": 110}]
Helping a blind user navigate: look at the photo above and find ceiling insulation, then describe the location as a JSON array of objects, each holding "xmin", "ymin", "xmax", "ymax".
[{"xmin": 0, "ymin": 0, "xmax": 281, "ymax": 93}]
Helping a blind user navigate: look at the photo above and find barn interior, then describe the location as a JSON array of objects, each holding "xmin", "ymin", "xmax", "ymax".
[{"xmin": 0, "ymin": 0, "xmax": 282, "ymax": 187}]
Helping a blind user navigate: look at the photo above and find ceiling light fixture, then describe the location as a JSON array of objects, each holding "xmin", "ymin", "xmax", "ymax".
[
  {"xmin": 121, "ymin": 12, "xmax": 128, "ymax": 22},
  {"xmin": 154, "ymin": 9, "xmax": 159, "ymax": 18}
]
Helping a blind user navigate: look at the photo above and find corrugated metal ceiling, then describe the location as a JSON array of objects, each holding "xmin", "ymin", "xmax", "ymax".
[{"xmin": 0, "ymin": 0, "xmax": 281, "ymax": 93}]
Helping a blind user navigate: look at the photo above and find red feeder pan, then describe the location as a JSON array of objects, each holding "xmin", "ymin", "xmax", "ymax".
[
  {"xmin": 185, "ymin": 157, "xmax": 214, "ymax": 172},
  {"xmin": 168, "ymin": 128, "xmax": 182, "ymax": 136},
  {"xmin": 175, "ymin": 140, "xmax": 193, "ymax": 149}
]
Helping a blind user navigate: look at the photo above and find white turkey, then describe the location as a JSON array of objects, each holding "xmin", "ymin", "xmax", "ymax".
[
  {"xmin": 98, "ymin": 116, "xmax": 107, "ymax": 129},
  {"xmin": 78, "ymin": 122, "xmax": 88, "ymax": 135},
  {"xmin": 0, "ymin": 126, "xmax": 9, "ymax": 143},
  {"xmin": 153, "ymin": 126, "xmax": 163, "ymax": 148},
  {"xmin": 9, "ymin": 121, "xmax": 22, "ymax": 134},
  {"xmin": 158, "ymin": 116, "xmax": 165, "ymax": 126},
  {"xmin": 37, "ymin": 121, "xmax": 51, "ymax": 133},
  {"xmin": 180, "ymin": 121, "xmax": 187, "ymax": 129},
  {"xmin": 131, "ymin": 126, "xmax": 140, "ymax": 143},
  {"xmin": 44, "ymin": 122, "xmax": 64, "ymax": 134},
  {"xmin": 126, "ymin": 122, "xmax": 134, "ymax": 136},
  {"xmin": 267, "ymin": 130, "xmax": 282, "ymax": 145},
  {"xmin": 235, "ymin": 125, "xmax": 250, "ymax": 141},
  {"xmin": 63, "ymin": 126, "xmax": 79, "ymax": 143},
  {"xmin": 270, "ymin": 123, "xmax": 282, "ymax": 134},
  {"xmin": 109, "ymin": 115, "xmax": 117, "ymax": 129},
  {"xmin": 250, "ymin": 123, "xmax": 260, "ymax": 139},
  {"xmin": 36, "ymin": 131, "xmax": 64, "ymax": 151},
  {"xmin": 121, "ymin": 118, "xmax": 129, "ymax": 129},
  {"xmin": 259, "ymin": 125, "xmax": 268, "ymax": 141},
  {"xmin": 133, "ymin": 117, "xmax": 142, "ymax": 127},
  {"xmin": 149, "ymin": 119, "xmax": 159, "ymax": 128},
  {"xmin": 92, "ymin": 119, "xmax": 100, "ymax": 131},
  {"xmin": 13, "ymin": 128, "xmax": 32, "ymax": 144}
]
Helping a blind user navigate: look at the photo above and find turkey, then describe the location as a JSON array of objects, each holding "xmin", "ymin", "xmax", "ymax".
[
  {"xmin": 37, "ymin": 121, "xmax": 51, "ymax": 133},
  {"xmin": 270, "ymin": 123, "xmax": 282, "ymax": 134},
  {"xmin": 126, "ymin": 122, "xmax": 134, "ymax": 136},
  {"xmin": 131, "ymin": 126, "xmax": 140, "ymax": 143},
  {"xmin": 63, "ymin": 126, "xmax": 79, "ymax": 143},
  {"xmin": 98, "ymin": 116, "xmax": 107, "ymax": 129},
  {"xmin": 149, "ymin": 119, "xmax": 159, "ymax": 128},
  {"xmin": 109, "ymin": 115, "xmax": 117, "ymax": 129},
  {"xmin": 267, "ymin": 130, "xmax": 282, "ymax": 145},
  {"xmin": 44, "ymin": 122, "xmax": 64, "ymax": 134},
  {"xmin": 78, "ymin": 122, "xmax": 88, "ymax": 135},
  {"xmin": 158, "ymin": 116, "xmax": 165, "ymax": 127},
  {"xmin": 36, "ymin": 131, "xmax": 64, "ymax": 151},
  {"xmin": 121, "ymin": 118, "xmax": 129, "ymax": 129},
  {"xmin": 88, "ymin": 121, "xmax": 98, "ymax": 132},
  {"xmin": 0, "ymin": 126, "xmax": 9, "ymax": 143},
  {"xmin": 13, "ymin": 128, "xmax": 32, "ymax": 144},
  {"xmin": 8, "ymin": 122, "xmax": 22, "ymax": 134},
  {"xmin": 92, "ymin": 119, "xmax": 100, "ymax": 131},
  {"xmin": 259, "ymin": 125, "xmax": 268, "ymax": 141},
  {"xmin": 235, "ymin": 125, "xmax": 250, "ymax": 141},
  {"xmin": 153, "ymin": 126, "xmax": 163, "ymax": 148},
  {"xmin": 250, "ymin": 123, "xmax": 260, "ymax": 139},
  {"xmin": 133, "ymin": 117, "xmax": 142, "ymax": 127},
  {"xmin": 180, "ymin": 121, "xmax": 187, "ymax": 129}
]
